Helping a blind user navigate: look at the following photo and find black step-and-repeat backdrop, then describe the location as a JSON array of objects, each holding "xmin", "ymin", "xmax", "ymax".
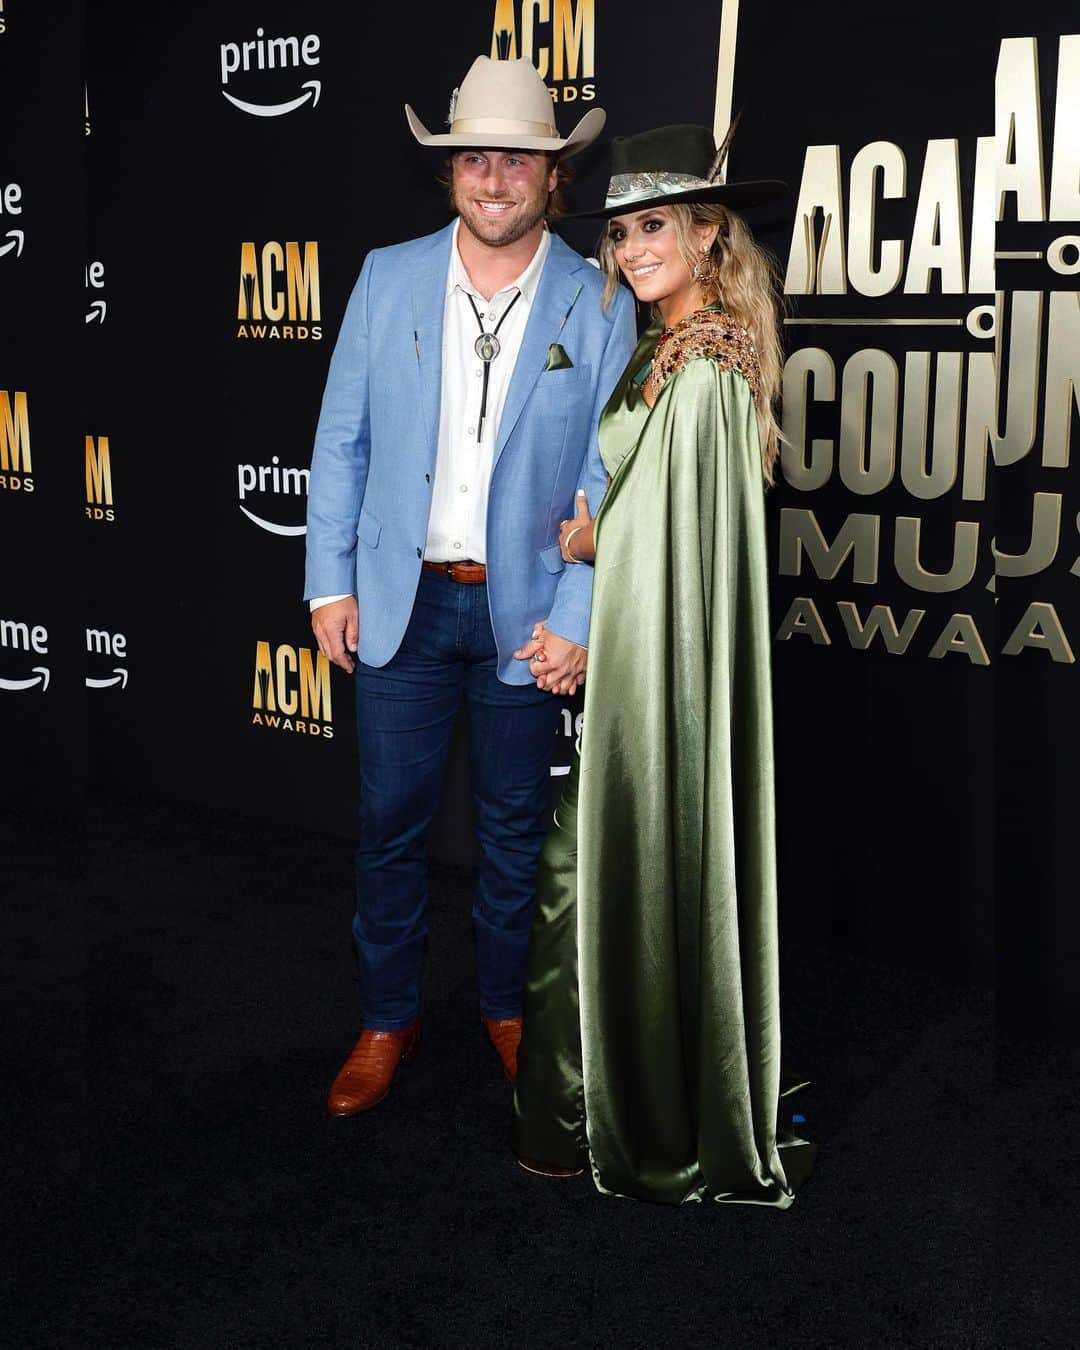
[{"xmin": 2, "ymin": 2, "xmax": 1076, "ymax": 1038}]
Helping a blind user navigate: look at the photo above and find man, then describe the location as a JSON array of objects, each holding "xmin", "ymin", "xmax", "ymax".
[{"xmin": 305, "ymin": 54, "xmax": 636, "ymax": 1116}]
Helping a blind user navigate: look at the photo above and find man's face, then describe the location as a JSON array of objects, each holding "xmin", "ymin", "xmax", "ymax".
[{"xmin": 451, "ymin": 149, "xmax": 558, "ymax": 247}]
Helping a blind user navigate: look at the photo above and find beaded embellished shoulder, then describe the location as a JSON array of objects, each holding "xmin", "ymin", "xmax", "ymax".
[{"xmin": 647, "ymin": 309, "xmax": 761, "ymax": 403}]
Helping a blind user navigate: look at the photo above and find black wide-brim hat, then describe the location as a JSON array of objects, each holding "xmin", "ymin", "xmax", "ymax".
[{"xmin": 568, "ymin": 123, "xmax": 785, "ymax": 219}]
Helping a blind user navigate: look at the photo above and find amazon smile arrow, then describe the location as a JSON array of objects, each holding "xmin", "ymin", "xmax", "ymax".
[
  {"xmin": 221, "ymin": 80, "xmax": 321, "ymax": 118},
  {"xmin": 85, "ymin": 299, "xmax": 107, "ymax": 323},
  {"xmin": 239, "ymin": 505, "xmax": 306, "ymax": 536},
  {"xmin": 0, "ymin": 666, "xmax": 50, "ymax": 692},
  {"xmin": 0, "ymin": 230, "xmax": 25, "ymax": 259},
  {"xmin": 85, "ymin": 667, "xmax": 129, "ymax": 690}
]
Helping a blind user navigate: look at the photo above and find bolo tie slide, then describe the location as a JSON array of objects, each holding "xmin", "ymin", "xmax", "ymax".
[{"xmin": 467, "ymin": 290, "xmax": 521, "ymax": 444}]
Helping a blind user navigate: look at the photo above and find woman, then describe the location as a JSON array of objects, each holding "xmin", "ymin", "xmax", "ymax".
[{"xmin": 511, "ymin": 125, "xmax": 813, "ymax": 1205}]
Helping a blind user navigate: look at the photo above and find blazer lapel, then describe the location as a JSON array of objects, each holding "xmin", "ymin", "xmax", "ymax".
[
  {"xmin": 409, "ymin": 223, "xmax": 455, "ymax": 464},
  {"xmin": 494, "ymin": 236, "xmax": 584, "ymax": 468}
]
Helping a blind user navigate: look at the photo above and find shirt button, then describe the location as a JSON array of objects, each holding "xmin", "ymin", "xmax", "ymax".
[
  {"xmin": 467, "ymin": 426, "xmax": 476, "ymax": 436},
  {"xmin": 459, "ymin": 484, "xmax": 468, "ymax": 493},
  {"xmin": 476, "ymin": 369, "xmax": 483, "ymax": 377},
  {"xmin": 487, "ymin": 313, "xmax": 495, "ymax": 322},
  {"xmin": 453, "ymin": 541, "xmax": 462, "ymax": 550}
]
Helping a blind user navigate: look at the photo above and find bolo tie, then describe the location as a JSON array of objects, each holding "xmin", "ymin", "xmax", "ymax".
[{"xmin": 466, "ymin": 290, "xmax": 521, "ymax": 443}]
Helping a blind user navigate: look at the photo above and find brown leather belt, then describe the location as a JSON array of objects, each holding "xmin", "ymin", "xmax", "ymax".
[{"xmin": 422, "ymin": 559, "xmax": 487, "ymax": 584}]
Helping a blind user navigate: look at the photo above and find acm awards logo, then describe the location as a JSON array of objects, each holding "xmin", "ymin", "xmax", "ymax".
[
  {"xmin": 86, "ymin": 627, "xmax": 128, "ymax": 691},
  {"xmin": 0, "ymin": 389, "xmax": 32, "ymax": 493},
  {"xmin": 0, "ymin": 618, "xmax": 49, "ymax": 693},
  {"xmin": 237, "ymin": 242, "xmax": 322, "ymax": 341},
  {"xmin": 252, "ymin": 641, "xmax": 333, "ymax": 738},
  {"xmin": 490, "ymin": 0, "xmax": 596, "ymax": 103},
  {"xmin": 219, "ymin": 28, "xmax": 321, "ymax": 117},
  {"xmin": 238, "ymin": 456, "xmax": 308, "ymax": 535},
  {"xmin": 0, "ymin": 181, "xmax": 25, "ymax": 261},
  {"xmin": 85, "ymin": 435, "xmax": 115, "ymax": 522}
]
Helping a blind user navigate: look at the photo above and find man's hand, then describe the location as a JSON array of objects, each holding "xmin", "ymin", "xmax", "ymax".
[
  {"xmin": 513, "ymin": 621, "xmax": 587, "ymax": 695},
  {"xmin": 312, "ymin": 597, "xmax": 359, "ymax": 674}
]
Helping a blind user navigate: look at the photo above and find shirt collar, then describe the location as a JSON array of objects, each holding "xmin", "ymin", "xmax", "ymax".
[{"xmin": 447, "ymin": 218, "xmax": 551, "ymax": 305}]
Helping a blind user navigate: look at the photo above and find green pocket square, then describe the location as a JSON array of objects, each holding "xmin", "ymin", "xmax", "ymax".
[{"xmin": 545, "ymin": 342, "xmax": 574, "ymax": 371}]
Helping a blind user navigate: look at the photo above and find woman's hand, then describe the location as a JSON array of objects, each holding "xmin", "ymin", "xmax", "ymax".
[{"xmin": 559, "ymin": 489, "xmax": 595, "ymax": 563}]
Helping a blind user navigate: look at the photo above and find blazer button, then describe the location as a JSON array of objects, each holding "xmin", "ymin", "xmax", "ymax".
[
  {"xmin": 416, "ymin": 547, "xmax": 422, "ymax": 558},
  {"xmin": 425, "ymin": 473, "xmax": 430, "ymax": 483}
]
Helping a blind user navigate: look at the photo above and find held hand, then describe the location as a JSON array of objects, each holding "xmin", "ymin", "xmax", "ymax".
[
  {"xmin": 312, "ymin": 596, "xmax": 359, "ymax": 674},
  {"xmin": 512, "ymin": 621, "xmax": 548, "ymax": 667},
  {"xmin": 559, "ymin": 489, "xmax": 595, "ymax": 564},
  {"xmin": 514, "ymin": 621, "xmax": 587, "ymax": 696}
]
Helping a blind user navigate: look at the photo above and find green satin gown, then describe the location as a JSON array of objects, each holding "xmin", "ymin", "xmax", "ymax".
[{"xmin": 512, "ymin": 309, "xmax": 813, "ymax": 1206}]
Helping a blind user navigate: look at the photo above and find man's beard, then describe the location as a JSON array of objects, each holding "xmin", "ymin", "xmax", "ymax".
[{"xmin": 453, "ymin": 182, "xmax": 549, "ymax": 247}]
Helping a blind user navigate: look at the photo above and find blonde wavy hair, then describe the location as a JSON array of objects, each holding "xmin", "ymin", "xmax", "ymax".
[{"xmin": 598, "ymin": 203, "xmax": 785, "ymax": 483}]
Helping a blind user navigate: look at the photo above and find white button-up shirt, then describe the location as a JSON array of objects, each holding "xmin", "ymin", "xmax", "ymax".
[{"xmin": 309, "ymin": 220, "xmax": 550, "ymax": 608}]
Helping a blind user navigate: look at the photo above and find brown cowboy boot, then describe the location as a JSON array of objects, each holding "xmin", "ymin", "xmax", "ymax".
[
  {"xmin": 327, "ymin": 1023, "xmax": 421, "ymax": 1116},
  {"xmin": 481, "ymin": 1015, "xmax": 522, "ymax": 1082}
]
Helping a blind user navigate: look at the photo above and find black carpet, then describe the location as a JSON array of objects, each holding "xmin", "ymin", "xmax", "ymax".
[{"xmin": 5, "ymin": 792, "xmax": 1068, "ymax": 1347}]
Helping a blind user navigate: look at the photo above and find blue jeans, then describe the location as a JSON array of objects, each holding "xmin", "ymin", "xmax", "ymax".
[{"xmin": 353, "ymin": 570, "xmax": 562, "ymax": 1030}]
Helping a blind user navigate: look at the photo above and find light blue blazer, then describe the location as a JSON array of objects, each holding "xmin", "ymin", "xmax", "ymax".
[{"xmin": 304, "ymin": 221, "xmax": 637, "ymax": 684}]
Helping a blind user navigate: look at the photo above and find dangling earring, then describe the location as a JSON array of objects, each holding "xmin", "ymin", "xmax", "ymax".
[{"xmin": 692, "ymin": 245, "xmax": 718, "ymax": 288}]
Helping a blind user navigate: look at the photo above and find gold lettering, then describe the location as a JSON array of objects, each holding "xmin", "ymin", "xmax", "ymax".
[
  {"xmin": 1049, "ymin": 36, "xmax": 1080, "ymax": 220},
  {"xmin": 928, "ymin": 613, "xmax": 990, "ymax": 665},
  {"xmin": 84, "ymin": 434, "xmax": 112, "ymax": 505},
  {"xmin": 253, "ymin": 641, "xmax": 276, "ymax": 711},
  {"xmin": 995, "ymin": 36, "xmax": 1046, "ymax": 222},
  {"xmin": 837, "ymin": 601, "xmax": 925, "ymax": 654},
  {"xmin": 261, "ymin": 242, "xmax": 285, "ymax": 323},
  {"xmin": 553, "ymin": 0, "xmax": 594, "ymax": 80},
  {"xmin": 784, "ymin": 145, "xmax": 847, "ymax": 294},
  {"xmin": 1043, "ymin": 290, "xmax": 1080, "ymax": 468},
  {"xmin": 0, "ymin": 390, "xmax": 31, "ymax": 473},
  {"xmin": 968, "ymin": 135, "xmax": 997, "ymax": 293},
  {"xmin": 775, "ymin": 596, "xmax": 831, "ymax": 645},
  {"xmin": 894, "ymin": 516, "xmax": 980, "ymax": 593},
  {"xmin": 962, "ymin": 350, "xmax": 995, "ymax": 501},
  {"xmin": 522, "ymin": 0, "xmax": 550, "ymax": 78},
  {"xmin": 778, "ymin": 509, "xmax": 880, "ymax": 584},
  {"xmin": 780, "ymin": 348, "xmax": 835, "ymax": 490},
  {"xmin": 237, "ymin": 243, "xmax": 260, "ymax": 320},
  {"xmin": 904, "ymin": 140, "xmax": 966, "ymax": 294},
  {"xmin": 900, "ymin": 351, "xmax": 962, "ymax": 499},
  {"xmin": 275, "ymin": 644, "xmax": 298, "ymax": 715},
  {"xmin": 994, "ymin": 291, "xmax": 1042, "ymax": 467},
  {"xmin": 299, "ymin": 647, "xmax": 332, "ymax": 722},
  {"xmin": 286, "ymin": 242, "xmax": 321, "ymax": 322},
  {"xmin": 848, "ymin": 141, "xmax": 906, "ymax": 296},
  {"xmin": 838, "ymin": 349, "xmax": 897, "ymax": 494},
  {"xmin": 993, "ymin": 492, "xmax": 1061, "ymax": 578},
  {"xmin": 490, "ymin": 0, "xmax": 519, "ymax": 58},
  {"xmin": 1001, "ymin": 601, "xmax": 1075, "ymax": 662}
]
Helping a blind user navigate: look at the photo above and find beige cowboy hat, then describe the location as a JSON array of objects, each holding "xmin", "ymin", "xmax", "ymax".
[{"xmin": 405, "ymin": 55, "xmax": 605, "ymax": 158}]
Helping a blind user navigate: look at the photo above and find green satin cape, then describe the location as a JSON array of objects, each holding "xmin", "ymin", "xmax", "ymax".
[{"xmin": 513, "ymin": 319, "xmax": 811, "ymax": 1205}]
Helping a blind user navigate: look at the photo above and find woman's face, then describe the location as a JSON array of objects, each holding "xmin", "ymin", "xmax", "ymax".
[{"xmin": 608, "ymin": 207, "xmax": 713, "ymax": 317}]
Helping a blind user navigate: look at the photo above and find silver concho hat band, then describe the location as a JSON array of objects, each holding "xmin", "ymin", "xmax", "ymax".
[{"xmin": 603, "ymin": 171, "xmax": 713, "ymax": 210}]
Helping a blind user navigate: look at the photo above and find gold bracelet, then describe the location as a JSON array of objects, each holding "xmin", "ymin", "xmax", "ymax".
[{"xmin": 562, "ymin": 525, "xmax": 585, "ymax": 563}]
